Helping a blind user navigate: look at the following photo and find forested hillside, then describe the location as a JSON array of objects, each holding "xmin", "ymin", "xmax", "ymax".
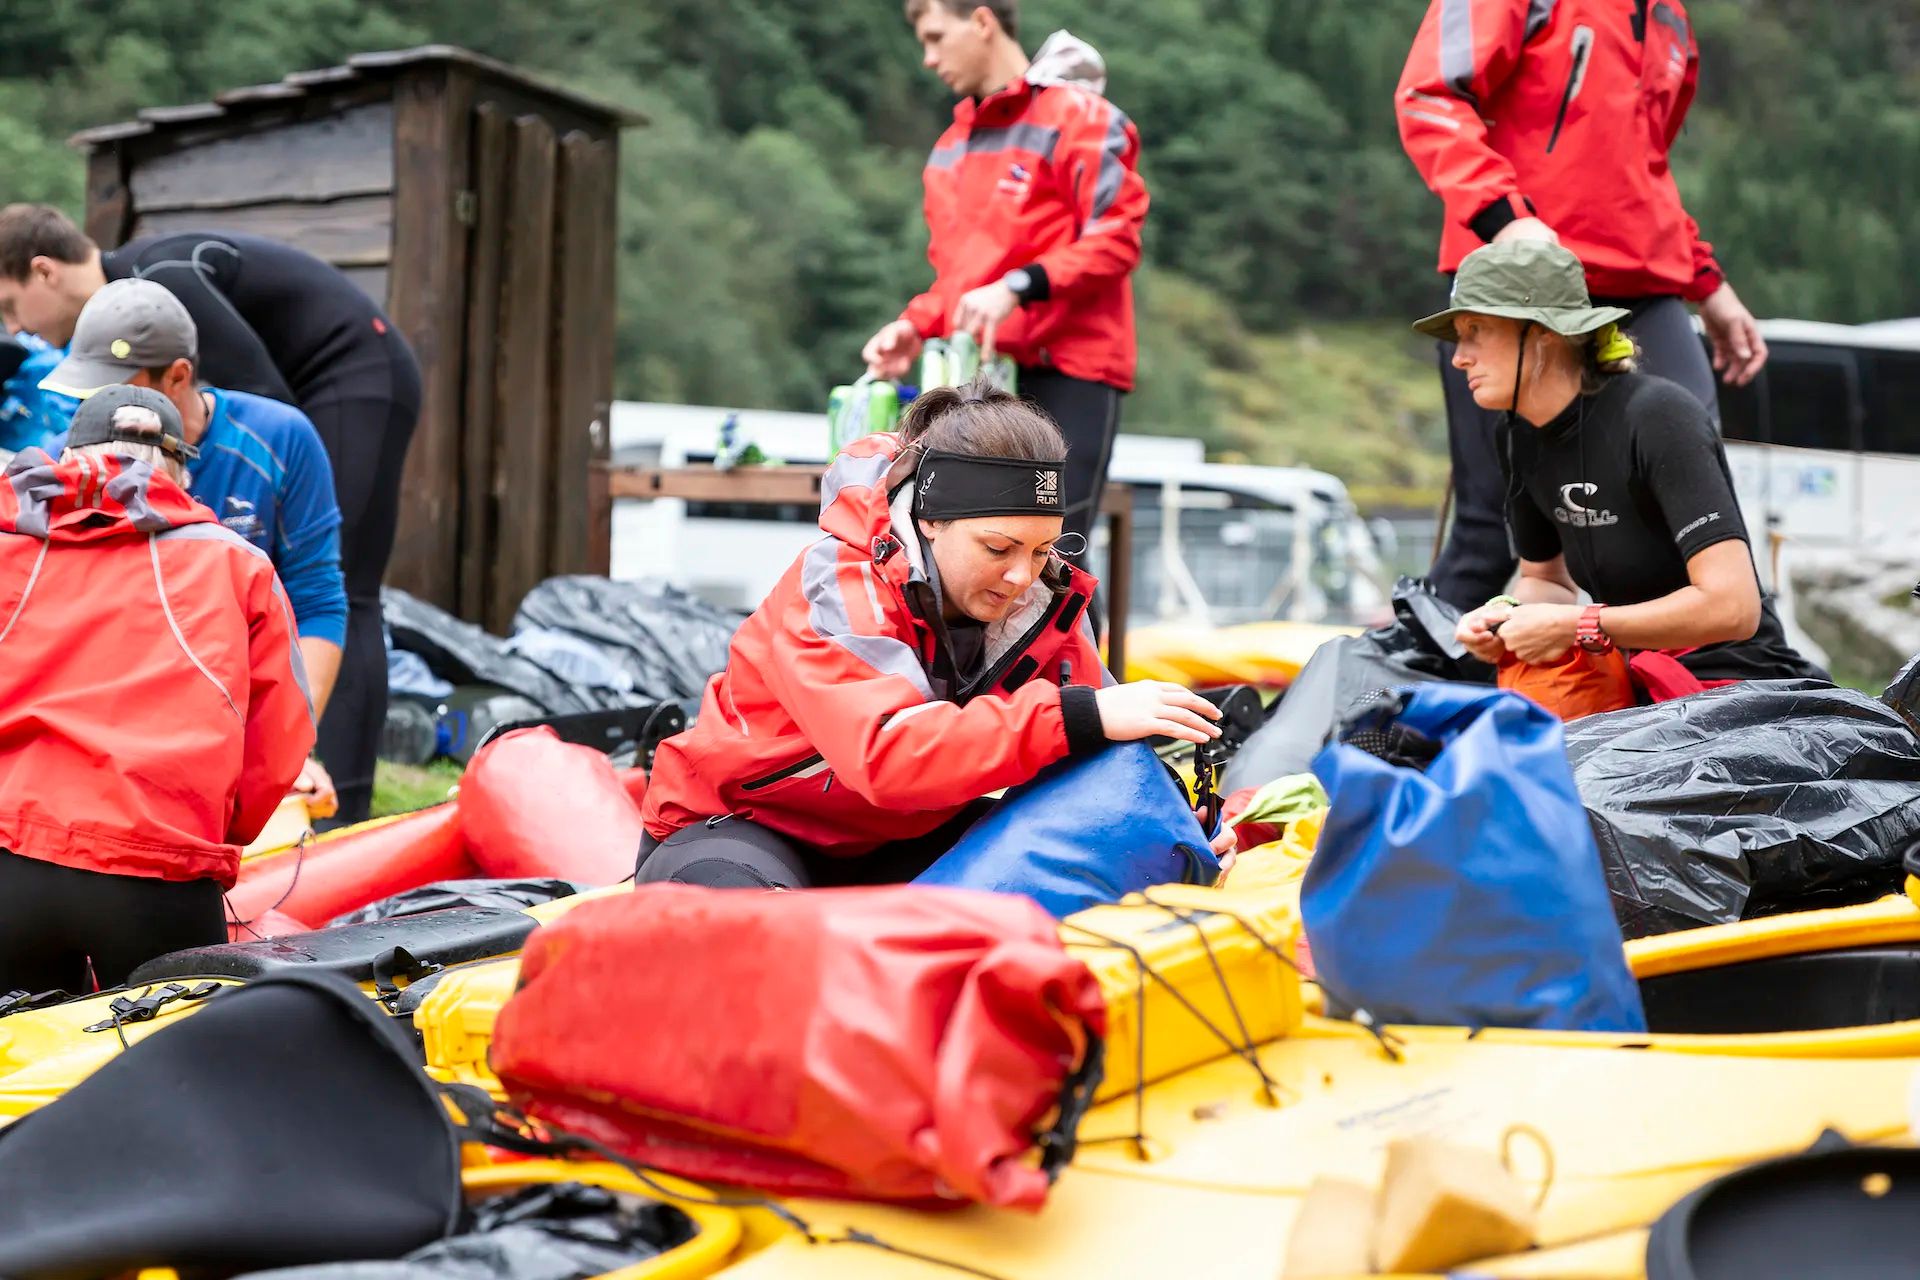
[{"xmin": 2, "ymin": 2, "xmax": 1914, "ymax": 507}]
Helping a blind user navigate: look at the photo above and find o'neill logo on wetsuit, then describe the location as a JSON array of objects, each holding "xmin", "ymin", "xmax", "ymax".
[{"xmin": 1554, "ymin": 483, "xmax": 1619, "ymax": 528}]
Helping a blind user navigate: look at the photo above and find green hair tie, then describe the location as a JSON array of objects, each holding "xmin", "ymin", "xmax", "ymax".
[{"xmin": 1595, "ymin": 323, "xmax": 1635, "ymax": 365}]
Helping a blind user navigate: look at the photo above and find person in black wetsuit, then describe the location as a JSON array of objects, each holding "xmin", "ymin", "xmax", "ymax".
[
  {"xmin": 0, "ymin": 204, "xmax": 421, "ymax": 824},
  {"xmin": 1413, "ymin": 241, "xmax": 1824, "ymax": 685}
]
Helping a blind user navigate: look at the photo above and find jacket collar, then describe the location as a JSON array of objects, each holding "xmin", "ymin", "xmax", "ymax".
[{"xmin": 0, "ymin": 447, "xmax": 212, "ymax": 542}]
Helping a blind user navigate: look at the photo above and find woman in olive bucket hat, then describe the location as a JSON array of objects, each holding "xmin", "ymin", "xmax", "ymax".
[{"xmin": 1425, "ymin": 240, "xmax": 1825, "ymax": 697}]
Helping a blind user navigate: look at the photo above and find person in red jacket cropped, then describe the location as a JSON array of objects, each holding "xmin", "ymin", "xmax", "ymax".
[
  {"xmin": 0, "ymin": 386, "xmax": 313, "ymax": 992},
  {"xmin": 639, "ymin": 380, "xmax": 1227, "ymax": 890},
  {"xmin": 1396, "ymin": 0, "xmax": 1770, "ymax": 610},
  {"xmin": 863, "ymin": 1, "xmax": 1149, "ymax": 570}
]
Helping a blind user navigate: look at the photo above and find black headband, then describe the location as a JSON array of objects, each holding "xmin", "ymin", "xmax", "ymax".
[{"xmin": 911, "ymin": 449, "xmax": 1068, "ymax": 521}]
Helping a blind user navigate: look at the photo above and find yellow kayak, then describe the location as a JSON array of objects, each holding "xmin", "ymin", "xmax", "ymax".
[
  {"xmin": 1122, "ymin": 621, "xmax": 1357, "ymax": 687},
  {"xmin": 414, "ymin": 876, "xmax": 1920, "ymax": 1280}
]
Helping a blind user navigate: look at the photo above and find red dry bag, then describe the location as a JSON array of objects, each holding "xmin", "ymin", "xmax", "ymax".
[
  {"xmin": 490, "ymin": 884, "xmax": 1107, "ymax": 1210},
  {"xmin": 459, "ymin": 728, "xmax": 646, "ymax": 885}
]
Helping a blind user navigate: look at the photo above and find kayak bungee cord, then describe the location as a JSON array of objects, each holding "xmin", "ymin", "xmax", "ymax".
[
  {"xmin": 438, "ymin": 1082, "xmax": 1018, "ymax": 1280},
  {"xmin": 1137, "ymin": 888, "xmax": 1406, "ymax": 1064},
  {"xmin": 224, "ymin": 829, "xmax": 312, "ymax": 941}
]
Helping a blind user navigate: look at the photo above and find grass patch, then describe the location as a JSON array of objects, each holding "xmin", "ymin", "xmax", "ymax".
[{"xmin": 371, "ymin": 759, "xmax": 464, "ymax": 819}]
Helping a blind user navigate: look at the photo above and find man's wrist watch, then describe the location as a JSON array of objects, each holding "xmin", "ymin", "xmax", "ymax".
[
  {"xmin": 1577, "ymin": 604, "xmax": 1614, "ymax": 654},
  {"xmin": 1002, "ymin": 268, "xmax": 1035, "ymax": 302}
]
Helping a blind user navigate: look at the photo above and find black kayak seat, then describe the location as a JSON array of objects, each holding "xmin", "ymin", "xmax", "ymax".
[
  {"xmin": 1638, "ymin": 944, "xmax": 1920, "ymax": 1035},
  {"xmin": 1646, "ymin": 1137, "xmax": 1920, "ymax": 1278},
  {"xmin": 129, "ymin": 907, "xmax": 538, "ymax": 985}
]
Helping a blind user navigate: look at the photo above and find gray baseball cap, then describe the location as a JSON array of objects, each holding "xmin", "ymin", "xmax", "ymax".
[
  {"xmin": 40, "ymin": 278, "xmax": 199, "ymax": 399},
  {"xmin": 63, "ymin": 384, "xmax": 199, "ymax": 461}
]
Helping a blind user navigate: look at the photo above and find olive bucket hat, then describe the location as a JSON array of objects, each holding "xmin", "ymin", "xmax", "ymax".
[{"xmin": 1412, "ymin": 240, "xmax": 1631, "ymax": 342}]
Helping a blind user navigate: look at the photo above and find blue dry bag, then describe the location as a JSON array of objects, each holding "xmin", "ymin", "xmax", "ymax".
[
  {"xmin": 1303, "ymin": 684, "xmax": 1646, "ymax": 1033},
  {"xmin": 914, "ymin": 742, "xmax": 1219, "ymax": 918}
]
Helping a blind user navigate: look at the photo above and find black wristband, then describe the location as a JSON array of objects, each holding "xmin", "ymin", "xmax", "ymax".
[
  {"xmin": 1469, "ymin": 193, "xmax": 1536, "ymax": 243},
  {"xmin": 1014, "ymin": 263, "xmax": 1051, "ymax": 305},
  {"xmin": 1060, "ymin": 685, "xmax": 1105, "ymax": 756}
]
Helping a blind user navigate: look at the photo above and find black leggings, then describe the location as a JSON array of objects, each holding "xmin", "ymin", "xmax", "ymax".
[
  {"xmin": 0, "ymin": 851, "xmax": 226, "ymax": 994},
  {"xmin": 306, "ymin": 337, "xmax": 423, "ymax": 825},
  {"xmin": 636, "ymin": 801, "xmax": 995, "ymax": 890},
  {"xmin": 1429, "ymin": 295, "xmax": 1719, "ymax": 610},
  {"xmin": 1020, "ymin": 368, "xmax": 1123, "ymax": 569}
]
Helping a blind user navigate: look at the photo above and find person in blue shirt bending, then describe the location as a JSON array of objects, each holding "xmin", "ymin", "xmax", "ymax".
[
  {"xmin": 41, "ymin": 279, "xmax": 347, "ymax": 815},
  {"xmin": 0, "ymin": 332, "xmax": 76, "ymax": 460}
]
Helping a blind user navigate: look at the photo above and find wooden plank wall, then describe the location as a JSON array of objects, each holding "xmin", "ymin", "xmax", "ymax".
[
  {"xmin": 88, "ymin": 70, "xmax": 626, "ymax": 628},
  {"xmin": 384, "ymin": 69, "xmax": 471, "ymax": 610}
]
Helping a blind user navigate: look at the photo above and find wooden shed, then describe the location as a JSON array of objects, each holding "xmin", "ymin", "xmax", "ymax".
[{"xmin": 72, "ymin": 46, "xmax": 641, "ymax": 633}]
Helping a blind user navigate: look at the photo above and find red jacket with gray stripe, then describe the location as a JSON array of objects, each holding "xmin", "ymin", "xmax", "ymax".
[
  {"xmin": 641, "ymin": 434, "xmax": 1109, "ymax": 858},
  {"xmin": 902, "ymin": 77, "xmax": 1149, "ymax": 391},
  {"xmin": 0, "ymin": 450, "xmax": 314, "ymax": 887},
  {"xmin": 1396, "ymin": 0, "xmax": 1725, "ymax": 303}
]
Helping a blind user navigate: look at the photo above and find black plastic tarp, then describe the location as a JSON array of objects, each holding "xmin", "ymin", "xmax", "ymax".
[
  {"xmin": 1565, "ymin": 680, "xmax": 1920, "ymax": 939},
  {"xmin": 382, "ymin": 590, "xmax": 595, "ymax": 715},
  {"xmin": 231, "ymin": 1183, "xmax": 696, "ymax": 1280},
  {"xmin": 1224, "ymin": 579, "xmax": 1493, "ymax": 794},
  {"xmin": 511, "ymin": 576, "xmax": 740, "ymax": 705},
  {"xmin": 329, "ymin": 879, "xmax": 586, "ymax": 928}
]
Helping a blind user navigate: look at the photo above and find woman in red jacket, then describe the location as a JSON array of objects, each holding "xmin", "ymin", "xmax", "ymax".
[
  {"xmin": 639, "ymin": 380, "xmax": 1225, "ymax": 890},
  {"xmin": 0, "ymin": 386, "xmax": 313, "ymax": 992}
]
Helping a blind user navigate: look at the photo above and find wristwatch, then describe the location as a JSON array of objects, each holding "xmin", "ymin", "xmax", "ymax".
[
  {"xmin": 1577, "ymin": 604, "xmax": 1614, "ymax": 654},
  {"xmin": 1002, "ymin": 268, "xmax": 1035, "ymax": 302}
]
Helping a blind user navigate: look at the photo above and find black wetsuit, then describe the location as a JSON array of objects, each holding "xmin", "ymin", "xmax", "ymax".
[
  {"xmin": 103, "ymin": 232, "xmax": 423, "ymax": 824},
  {"xmin": 1505, "ymin": 372, "xmax": 1824, "ymax": 684}
]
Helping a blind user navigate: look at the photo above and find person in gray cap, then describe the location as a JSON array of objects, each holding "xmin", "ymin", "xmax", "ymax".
[
  {"xmin": 42, "ymin": 278, "xmax": 346, "ymax": 818},
  {"xmin": 1429, "ymin": 241, "xmax": 1822, "ymax": 693},
  {"xmin": 0, "ymin": 386, "xmax": 313, "ymax": 992}
]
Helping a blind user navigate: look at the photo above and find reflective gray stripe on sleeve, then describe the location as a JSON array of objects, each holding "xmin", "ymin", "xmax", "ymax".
[
  {"xmin": 1526, "ymin": 0, "xmax": 1559, "ymax": 41},
  {"xmin": 967, "ymin": 123, "xmax": 1062, "ymax": 162},
  {"xmin": 1088, "ymin": 108, "xmax": 1132, "ymax": 224},
  {"xmin": 801, "ymin": 537, "xmax": 935, "ymax": 700},
  {"xmin": 1439, "ymin": 0, "xmax": 1479, "ymax": 102},
  {"xmin": 1401, "ymin": 107, "xmax": 1464, "ymax": 131},
  {"xmin": 928, "ymin": 142, "xmax": 966, "ymax": 170},
  {"xmin": 818, "ymin": 448, "xmax": 896, "ymax": 515}
]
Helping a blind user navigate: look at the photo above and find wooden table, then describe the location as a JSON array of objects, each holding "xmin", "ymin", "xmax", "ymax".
[{"xmin": 605, "ymin": 464, "xmax": 1132, "ymax": 676}]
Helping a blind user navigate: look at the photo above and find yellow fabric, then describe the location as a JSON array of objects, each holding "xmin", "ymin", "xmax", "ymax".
[{"xmin": 1594, "ymin": 322, "xmax": 1636, "ymax": 365}]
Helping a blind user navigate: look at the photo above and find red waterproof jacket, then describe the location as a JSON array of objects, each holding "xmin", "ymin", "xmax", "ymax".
[
  {"xmin": 0, "ymin": 450, "xmax": 314, "ymax": 886},
  {"xmin": 642, "ymin": 434, "xmax": 1109, "ymax": 858},
  {"xmin": 1396, "ymin": 0, "xmax": 1724, "ymax": 302},
  {"xmin": 901, "ymin": 76, "xmax": 1150, "ymax": 391}
]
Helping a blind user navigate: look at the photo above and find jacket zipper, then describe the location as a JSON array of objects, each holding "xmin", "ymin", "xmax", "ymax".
[
  {"xmin": 1546, "ymin": 25, "xmax": 1595, "ymax": 153},
  {"xmin": 963, "ymin": 591, "xmax": 1072, "ymax": 701},
  {"xmin": 740, "ymin": 751, "xmax": 826, "ymax": 792}
]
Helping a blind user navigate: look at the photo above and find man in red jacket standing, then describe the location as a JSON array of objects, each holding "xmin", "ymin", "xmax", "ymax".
[
  {"xmin": 864, "ymin": 1, "xmax": 1149, "ymax": 568},
  {"xmin": 1396, "ymin": 0, "xmax": 1770, "ymax": 609}
]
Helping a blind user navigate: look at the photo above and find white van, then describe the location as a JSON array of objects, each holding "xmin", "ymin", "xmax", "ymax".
[
  {"xmin": 609, "ymin": 400, "xmax": 1392, "ymax": 626},
  {"xmin": 1714, "ymin": 318, "xmax": 1920, "ymax": 553}
]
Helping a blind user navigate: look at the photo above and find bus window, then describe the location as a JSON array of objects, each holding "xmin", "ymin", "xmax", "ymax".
[
  {"xmin": 1762, "ymin": 346, "xmax": 1857, "ymax": 451},
  {"xmin": 1861, "ymin": 350, "xmax": 1920, "ymax": 456}
]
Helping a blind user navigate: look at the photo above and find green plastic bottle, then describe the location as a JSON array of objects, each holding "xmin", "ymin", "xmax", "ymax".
[{"xmin": 827, "ymin": 374, "xmax": 901, "ymax": 455}]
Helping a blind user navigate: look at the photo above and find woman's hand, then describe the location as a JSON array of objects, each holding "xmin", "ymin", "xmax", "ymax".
[
  {"xmin": 1496, "ymin": 603, "xmax": 1581, "ymax": 664},
  {"xmin": 1456, "ymin": 603, "xmax": 1513, "ymax": 664},
  {"xmin": 1095, "ymin": 681, "xmax": 1224, "ymax": 744}
]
